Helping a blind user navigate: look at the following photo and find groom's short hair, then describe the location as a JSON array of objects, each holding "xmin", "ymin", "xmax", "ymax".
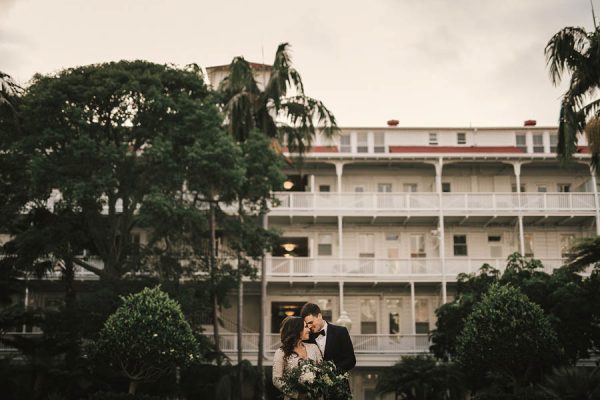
[{"xmin": 300, "ymin": 303, "xmax": 321, "ymax": 318}]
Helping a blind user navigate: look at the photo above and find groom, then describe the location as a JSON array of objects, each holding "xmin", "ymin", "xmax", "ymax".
[{"xmin": 300, "ymin": 302, "xmax": 356, "ymax": 373}]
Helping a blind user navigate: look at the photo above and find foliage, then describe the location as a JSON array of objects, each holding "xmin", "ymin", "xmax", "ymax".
[
  {"xmin": 279, "ymin": 359, "xmax": 351, "ymax": 400},
  {"xmin": 539, "ymin": 366, "xmax": 600, "ymax": 400},
  {"xmin": 95, "ymin": 286, "xmax": 199, "ymax": 394},
  {"xmin": 12, "ymin": 60, "xmax": 223, "ymax": 279},
  {"xmin": 431, "ymin": 253, "xmax": 600, "ymax": 364},
  {"xmin": 455, "ymin": 284, "xmax": 561, "ymax": 389},
  {"xmin": 545, "ymin": 25, "xmax": 600, "ymax": 169},
  {"xmin": 565, "ymin": 236, "xmax": 600, "ymax": 272},
  {"xmin": 217, "ymin": 43, "xmax": 338, "ymax": 157},
  {"xmin": 376, "ymin": 355, "xmax": 465, "ymax": 400}
]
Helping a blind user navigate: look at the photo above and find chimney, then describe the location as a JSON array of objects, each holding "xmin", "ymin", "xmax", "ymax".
[
  {"xmin": 387, "ymin": 119, "xmax": 399, "ymax": 127},
  {"xmin": 524, "ymin": 120, "xmax": 536, "ymax": 126}
]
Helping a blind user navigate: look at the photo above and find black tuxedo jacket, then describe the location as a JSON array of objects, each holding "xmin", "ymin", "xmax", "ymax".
[{"xmin": 307, "ymin": 323, "xmax": 356, "ymax": 373}]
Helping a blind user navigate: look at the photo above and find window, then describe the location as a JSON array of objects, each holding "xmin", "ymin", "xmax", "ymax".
[
  {"xmin": 386, "ymin": 234, "xmax": 399, "ymax": 259},
  {"xmin": 550, "ymin": 134, "xmax": 558, "ymax": 153},
  {"xmin": 442, "ymin": 182, "xmax": 451, "ymax": 192},
  {"xmin": 488, "ymin": 235, "xmax": 502, "ymax": 258},
  {"xmin": 537, "ymin": 185, "xmax": 547, "ymax": 193},
  {"xmin": 377, "ymin": 183, "xmax": 392, "ymax": 192},
  {"xmin": 374, "ymin": 133, "xmax": 385, "ymax": 153},
  {"xmin": 557, "ymin": 184, "xmax": 571, "ymax": 193},
  {"xmin": 357, "ymin": 132, "xmax": 369, "ymax": 153},
  {"xmin": 524, "ymin": 233, "xmax": 534, "ymax": 257},
  {"xmin": 359, "ymin": 234, "xmax": 375, "ymax": 258},
  {"xmin": 339, "ymin": 134, "xmax": 351, "ymax": 152},
  {"xmin": 403, "ymin": 183, "xmax": 417, "ymax": 192},
  {"xmin": 318, "ymin": 185, "xmax": 330, "ymax": 192},
  {"xmin": 318, "ymin": 234, "xmax": 333, "ymax": 256},
  {"xmin": 386, "ymin": 299, "xmax": 402, "ymax": 334},
  {"xmin": 533, "ymin": 134, "xmax": 544, "ymax": 153},
  {"xmin": 410, "ymin": 234, "xmax": 426, "ymax": 258},
  {"xmin": 360, "ymin": 299, "xmax": 377, "ymax": 334},
  {"xmin": 457, "ymin": 132, "xmax": 466, "ymax": 145},
  {"xmin": 429, "ymin": 132, "xmax": 438, "ymax": 145},
  {"xmin": 415, "ymin": 299, "xmax": 430, "ymax": 334},
  {"xmin": 516, "ymin": 134, "xmax": 527, "ymax": 152},
  {"xmin": 453, "ymin": 235, "xmax": 468, "ymax": 256},
  {"xmin": 385, "ymin": 233, "xmax": 399, "ymax": 241},
  {"xmin": 354, "ymin": 185, "xmax": 365, "ymax": 193},
  {"xmin": 560, "ymin": 234, "xmax": 575, "ymax": 258},
  {"xmin": 511, "ymin": 184, "xmax": 526, "ymax": 193}
]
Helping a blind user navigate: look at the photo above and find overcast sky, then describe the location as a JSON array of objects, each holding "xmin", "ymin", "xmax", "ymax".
[{"xmin": 0, "ymin": 0, "xmax": 595, "ymax": 127}]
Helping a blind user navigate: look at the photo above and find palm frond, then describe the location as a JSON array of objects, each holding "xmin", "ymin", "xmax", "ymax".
[
  {"xmin": 565, "ymin": 236, "xmax": 600, "ymax": 272},
  {"xmin": 556, "ymin": 102, "xmax": 583, "ymax": 163},
  {"xmin": 224, "ymin": 91, "xmax": 256, "ymax": 142},
  {"xmin": 545, "ymin": 27, "xmax": 590, "ymax": 85},
  {"xmin": 264, "ymin": 43, "xmax": 305, "ymax": 108},
  {"xmin": 219, "ymin": 57, "xmax": 260, "ymax": 99}
]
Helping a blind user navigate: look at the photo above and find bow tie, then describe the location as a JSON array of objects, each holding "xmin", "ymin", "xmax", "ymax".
[{"xmin": 317, "ymin": 330, "xmax": 326, "ymax": 337}]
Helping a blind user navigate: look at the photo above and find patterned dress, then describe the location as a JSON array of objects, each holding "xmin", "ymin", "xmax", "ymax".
[{"xmin": 272, "ymin": 343, "xmax": 323, "ymax": 399}]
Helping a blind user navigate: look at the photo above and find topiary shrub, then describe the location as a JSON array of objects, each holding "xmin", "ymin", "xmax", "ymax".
[{"xmin": 95, "ymin": 286, "xmax": 199, "ymax": 395}]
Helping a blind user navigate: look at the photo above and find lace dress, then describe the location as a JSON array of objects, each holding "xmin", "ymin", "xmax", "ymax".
[{"xmin": 272, "ymin": 343, "xmax": 323, "ymax": 400}]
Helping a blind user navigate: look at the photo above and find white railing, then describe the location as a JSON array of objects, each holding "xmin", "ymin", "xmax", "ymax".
[
  {"xmin": 213, "ymin": 333, "xmax": 429, "ymax": 354},
  {"xmin": 272, "ymin": 192, "xmax": 597, "ymax": 213},
  {"xmin": 267, "ymin": 257, "xmax": 567, "ymax": 279}
]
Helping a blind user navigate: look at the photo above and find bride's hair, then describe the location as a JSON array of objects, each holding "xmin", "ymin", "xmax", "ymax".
[{"xmin": 280, "ymin": 316, "xmax": 305, "ymax": 359}]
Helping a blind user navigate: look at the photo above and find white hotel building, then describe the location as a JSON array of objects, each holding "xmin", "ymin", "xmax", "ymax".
[{"xmin": 214, "ymin": 122, "xmax": 599, "ymax": 399}]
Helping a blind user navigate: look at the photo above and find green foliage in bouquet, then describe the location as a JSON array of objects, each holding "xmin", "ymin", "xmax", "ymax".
[{"xmin": 280, "ymin": 359, "xmax": 351, "ymax": 400}]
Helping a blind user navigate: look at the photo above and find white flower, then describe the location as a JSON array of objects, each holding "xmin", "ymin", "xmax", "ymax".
[
  {"xmin": 299, "ymin": 371, "xmax": 316, "ymax": 384},
  {"xmin": 323, "ymin": 375, "xmax": 333, "ymax": 386}
]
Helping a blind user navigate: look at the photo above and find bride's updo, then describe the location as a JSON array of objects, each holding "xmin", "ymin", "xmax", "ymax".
[{"xmin": 280, "ymin": 316, "xmax": 305, "ymax": 359}]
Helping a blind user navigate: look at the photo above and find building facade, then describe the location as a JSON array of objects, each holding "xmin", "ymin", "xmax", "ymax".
[{"xmin": 216, "ymin": 124, "xmax": 598, "ymax": 400}]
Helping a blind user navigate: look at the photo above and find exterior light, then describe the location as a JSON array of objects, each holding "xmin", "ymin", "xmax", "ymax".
[
  {"xmin": 284, "ymin": 310, "xmax": 295, "ymax": 316},
  {"xmin": 281, "ymin": 243, "xmax": 297, "ymax": 252},
  {"xmin": 283, "ymin": 179, "xmax": 294, "ymax": 190}
]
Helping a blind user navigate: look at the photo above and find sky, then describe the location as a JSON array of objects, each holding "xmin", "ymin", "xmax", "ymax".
[{"xmin": 0, "ymin": 0, "xmax": 595, "ymax": 127}]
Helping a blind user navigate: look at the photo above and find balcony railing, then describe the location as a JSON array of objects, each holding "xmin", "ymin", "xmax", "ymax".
[
  {"xmin": 267, "ymin": 257, "xmax": 566, "ymax": 280},
  {"xmin": 271, "ymin": 192, "xmax": 597, "ymax": 214},
  {"xmin": 213, "ymin": 333, "xmax": 430, "ymax": 354}
]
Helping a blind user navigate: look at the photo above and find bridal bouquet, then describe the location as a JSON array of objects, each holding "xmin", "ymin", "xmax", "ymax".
[{"xmin": 280, "ymin": 359, "xmax": 352, "ymax": 400}]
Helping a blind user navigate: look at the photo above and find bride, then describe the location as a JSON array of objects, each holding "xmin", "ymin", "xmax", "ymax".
[{"xmin": 273, "ymin": 316, "xmax": 322, "ymax": 399}]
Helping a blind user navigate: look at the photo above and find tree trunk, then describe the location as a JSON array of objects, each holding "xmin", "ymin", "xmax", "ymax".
[
  {"xmin": 237, "ymin": 200, "xmax": 244, "ymax": 400},
  {"xmin": 128, "ymin": 380, "xmax": 138, "ymax": 395},
  {"xmin": 63, "ymin": 254, "xmax": 79, "ymax": 366},
  {"xmin": 209, "ymin": 201, "xmax": 222, "ymax": 365},
  {"xmin": 257, "ymin": 213, "xmax": 268, "ymax": 400}
]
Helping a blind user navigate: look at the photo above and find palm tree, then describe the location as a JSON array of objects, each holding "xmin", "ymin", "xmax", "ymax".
[
  {"xmin": 217, "ymin": 42, "xmax": 338, "ymax": 153},
  {"xmin": 539, "ymin": 366, "xmax": 600, "ymax": 400},
  {"xmin": 215, "ymin": 43, "xmax": 338, "ymax": 399},
  {"xmin": 0, "ymin": 71, "xmax": 22, "ymax": 132},
  {"xmin": 545, "ymin": 24, "xmax": 600, "ymax": 169},
  {"xmin": 565, "ymin": 236, "xmax": 600, "ymax": 272}
]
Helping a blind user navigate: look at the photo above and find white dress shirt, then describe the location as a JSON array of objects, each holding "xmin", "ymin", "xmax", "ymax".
[{"xmin": 315, "ymin": 321, "xmax": 328, "ymax": 355}]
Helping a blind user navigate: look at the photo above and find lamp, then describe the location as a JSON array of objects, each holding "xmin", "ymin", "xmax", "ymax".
[
  {"xmin": 284, "ymin": 310, "xmax": 295, "ymax": 316},
  {"xmin": 283, "ymin": 179, "xmax": 294, "ymax": 190},
  {"xmin": 281, "ymin": 243, "xmax": 297, "ymax": 252}
]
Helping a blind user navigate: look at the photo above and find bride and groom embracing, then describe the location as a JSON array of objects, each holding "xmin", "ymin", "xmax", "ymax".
[{"xmin": 272, "ymin": 303, "xmax": 356, "ymax": 399}]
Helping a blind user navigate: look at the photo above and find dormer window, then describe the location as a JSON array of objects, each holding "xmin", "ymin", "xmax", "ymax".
[
  {"xmin": 516, "ymin": 134, "xmax": 527, "ymax": 153},
  {"xmin": 339, "ymin": 134, "xmax": 351, "ymax": 152},
  {"xmin": 532, "ymin": 134, "xmax": 544, "ymax": 153},
  {"xmin": 457, "ymin": 132, "xmax": 466, "ymax": 145},
  {"xmin": 374, "ymin": 133, "xmax": 385, "ymax": 153},
  {"xmin": 357, "ymin": 132, "xmax": 369, "ymax": 153},
  {"xmin": 429, "ymin": 133, "xmax": 438, "ymax": 145}
]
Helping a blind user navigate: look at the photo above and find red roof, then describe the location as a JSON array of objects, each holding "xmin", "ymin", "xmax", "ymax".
[{"xmin": 388, "ymin": 146, "xmax": 524, "ymax": 153}]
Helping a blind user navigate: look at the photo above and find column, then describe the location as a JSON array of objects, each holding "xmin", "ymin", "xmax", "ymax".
[
  {"xmin": 259, "ymin": 214, "xmax": 269, "ymax": 368},
  {"xmin": 310, "ymin": 174, "xmax": 315, "ymax": 192},
  {"xmin": 337, "ymin": 216, "xmax": 344, "ymax": 260},
  {"xmin": 512, "ymin": 162, "xmax": 526, "ymax": 255},
  {"xmin": 410, "ymin": 282, "xmax": 416, "ymax": 336},
  {"xmin": 434, "ymin": 158, "xmax": 447, "ymax": 304},
  {"xmin": 591, "ymin": 165, "xmax": 600, "ymax": 235},
  {"xmin": 335, "ymin": 162, "xmax": 344, "ymax": 193},
  {"xmin": 339, "ymin": 281, "xmax": 344, "ymax": 316}
]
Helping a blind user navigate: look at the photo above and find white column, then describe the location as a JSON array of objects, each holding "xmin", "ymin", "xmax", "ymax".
[
  {"xmin": 260, "ymin": 214, "xmax": 269, "ymax": 363},
  {"xmin": 339, "ymin": 281, "xmax": 344, "ymax": 316},
  {"xmin": 310, "ymin": 174, "xmax": 315, "ymax": 193},
  {"xmin": 335, "ymin": 162, "xmax": 344, "ymax": 193},
  {"xmin": 338, "ymin": 216, "xmax": 344, "ymax": 259},
  {"xmin": 434, "ymin": 158, "xmax": 447, "ymax": 304},
  {"xmin": 591, "ymin": 165, "xmax": 600, "ymax": 235},
  {"xmin": 410, "ymin": 282, "xmax": 416, "ymax": 335},
  {"xmin": 512, "ymin": 162, "xmax": 525, "ymax": 255}
]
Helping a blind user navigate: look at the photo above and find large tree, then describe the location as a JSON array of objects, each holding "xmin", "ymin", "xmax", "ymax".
[
  {"xmin": 545, "ymin": 24, "xmax": 600, "ymax": 168},
  {"xmin": 13, "ymin": 60, "xmax": 224, "ymax": 280}
]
